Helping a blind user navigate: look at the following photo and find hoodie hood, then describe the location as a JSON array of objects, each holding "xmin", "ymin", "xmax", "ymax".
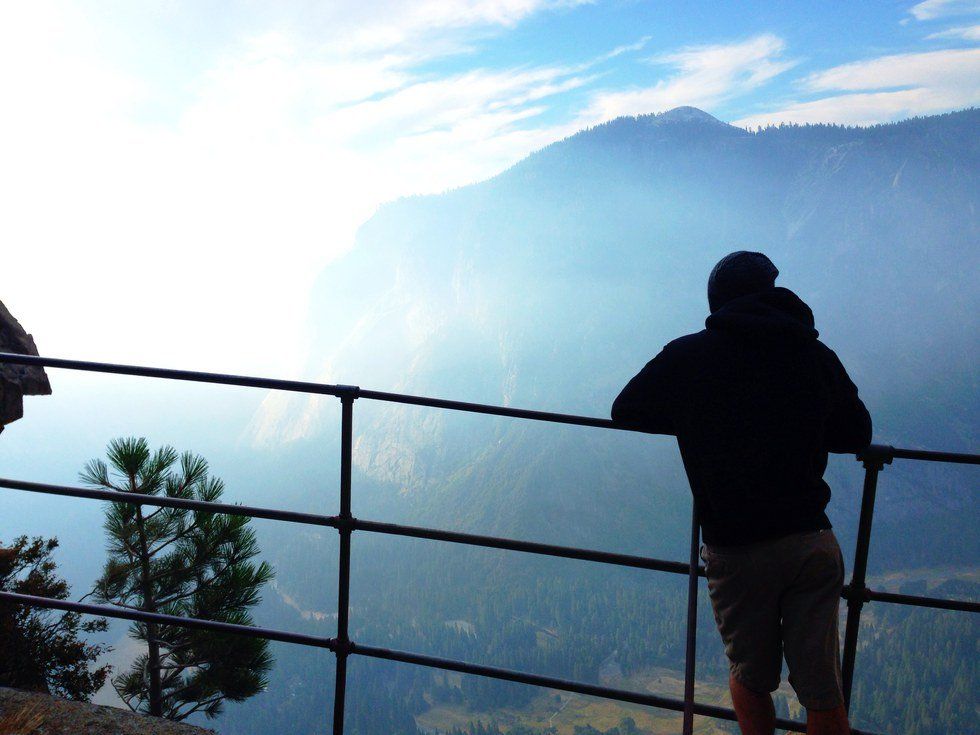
[{"xmin": 705, "ymin": 287, "xmax": 818, "ymax": 342}]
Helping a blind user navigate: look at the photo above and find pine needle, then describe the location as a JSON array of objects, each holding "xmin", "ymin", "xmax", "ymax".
[{"xmin": 0, "ymin": 701, "xmax": 46, "ymax": 735}]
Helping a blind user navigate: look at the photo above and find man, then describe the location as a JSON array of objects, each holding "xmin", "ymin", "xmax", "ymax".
[{"xmin": 611, "ymin": 251, "xmax": 871, "ymax": 735}]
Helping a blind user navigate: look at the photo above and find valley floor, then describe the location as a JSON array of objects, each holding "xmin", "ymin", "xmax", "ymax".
[
  {"xmin": 411, "ymin": 564, "xmax": 979, "ymax": 735},
  {"xmin": 415, "ymin": 667, "xmax": 807, "ymax": 735}
]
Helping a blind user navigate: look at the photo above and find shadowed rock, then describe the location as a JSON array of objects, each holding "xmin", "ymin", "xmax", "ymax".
[
  {"xmin": 0, "ymin": 300, "xmax": 51, "ymax": 431},
  {"xmin": 0, "ymin": 687, "xmax": 215, "ymax": 734}
]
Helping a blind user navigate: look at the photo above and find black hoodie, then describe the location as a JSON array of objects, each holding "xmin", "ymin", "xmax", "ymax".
[{"xmin": 611, "ymin": 287, "xmax": 872, "ymax": 546}]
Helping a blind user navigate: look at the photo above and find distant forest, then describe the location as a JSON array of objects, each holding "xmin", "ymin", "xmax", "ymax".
[{"xmin": 219, "ymin": 535, "xmax": 977, "ymax": 735}]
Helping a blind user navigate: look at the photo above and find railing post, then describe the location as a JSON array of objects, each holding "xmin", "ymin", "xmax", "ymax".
[
  {"xmin": 682, "ymin": 504, "xmax": 700, "ymax": 735},
  {"xmin": 841, "ymin": 444, "xmax": 892, "ymax": 711},
  {"xmin": 333, "ymin": 388, "xmax": 358, "ymax": 735}
]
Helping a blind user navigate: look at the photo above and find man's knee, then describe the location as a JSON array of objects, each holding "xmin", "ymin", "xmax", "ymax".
[
  {"xmin": 731, "ymin": 666, "xmax": 779, "ymax": 698},
  {"xmin": 730, "ymin": 671, "xmax": 774, "ymax": 698}
]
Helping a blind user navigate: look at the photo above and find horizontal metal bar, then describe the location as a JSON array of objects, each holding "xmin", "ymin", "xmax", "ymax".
[
  {"xmin": 11, "ymin": 478, "xmax": 980, "ymax": 614},
  {"xmin": 0, "ymin": 591, "xmax": 337, "ymax": 650},
  {"xmin": 352, "ymin": 642, "xmax": 881, "ymax": 735},
  {"xmin": 354, "ymin": 518, "xmax": 703, "ymax": 576},
  {"xmin": 5, "ymin": 354, "xmax": 979, "ymax": 465},
  {"xmin": 354, "ymin": 641, "xmax": 704, "ymax": 716},
  {"xmin": 889, "ymin": 447, "xmax": 980, "ymax": 465},
  {"xmin": 866, "ymin": 588, "xmax": 980, "ymax": 613},
  {"xmin": 842, "ymin": 583, "xmax": 980, "ymax": 613},
  {"xmin": 0, "ymin": 477, "xmax": 340, "ymax": 528},
  {"xmin": 1, "ymin": 477, "xmax": 698, "ymax": 575},
  {"xmin": 357, "ymin": 387, "xmax": 619, "ymax": 430},
  {"xmin": 858, "ymin": 443, "xmax": 980, "ymax": 466},
  {"xmin": 0, "ymin": 352, "xmax": 354, "ymax": 398},
  {"xmin": 0, "ymin": 352, "xmax": 626, "ymax": 432}
]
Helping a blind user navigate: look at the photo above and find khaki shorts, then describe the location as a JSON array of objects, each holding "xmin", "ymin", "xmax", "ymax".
[{"xmin": 701, "ymin": 529, "xmax": 845, "ymax": 710}]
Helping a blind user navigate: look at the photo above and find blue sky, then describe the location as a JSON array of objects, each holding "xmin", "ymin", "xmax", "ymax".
[{"xmin": 1, "ymin": 0, "xmax": 978, "ymax": 375}]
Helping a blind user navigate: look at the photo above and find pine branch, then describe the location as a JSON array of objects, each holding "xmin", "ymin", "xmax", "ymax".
[
  {"xmin": 171, "ymin": 694, "xmax": 223, "ymax": 721},
  {"xmin": 111, "ymin": 680, "xmax": 140, "ymax": 714},
  {"xmin": 146, "ymin": 521, "xmax": 200, "ymax": 558},
  {"xmin": 153, "ymin": 555, "xmax": 244, "ymax": 607}
]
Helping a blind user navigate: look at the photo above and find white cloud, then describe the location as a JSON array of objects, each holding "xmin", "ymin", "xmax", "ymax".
[
  {"xmin": 300, "ymin": 0, "xmax": 592, "ymax": 54},
  {"xmin": 803, "ymin": 47, "xmax": 980, "ymax": 92},
  {"xmin": 734, "ymin": 88, "xmax": 971, "ymax": 128},
  {"xmin": 601, "ymin": 36, "xmax": 652, "ymax": 60},
  {"xmin": 908, "ymin": 0, "xmax": 980, "ymax": 21},
  {"xmin": 926, "ymin": 23, "xmax": 980, "ymax": 39},
  {"xmin": 323, "ymin": 64, "xmax": 591, "ymax": 152},
  {"xmin": 579, "ymin": 34, "xmax": 796, "ymax": 124},
  {"xmin": 735, "ymin": 48, "xmax": 980, "ymax": 127},
  {"xmin": 382, "ymin": 0, "xmax": 589, "ymax": 30},
  {"xmin": 0, "ymin": 2, "xmax": 599, "ymax": 376}
]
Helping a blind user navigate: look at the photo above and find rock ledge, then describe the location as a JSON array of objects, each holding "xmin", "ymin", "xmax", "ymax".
[{"xmin": 0, "ymin": 687, "xmax": 214, "ymax": 734}]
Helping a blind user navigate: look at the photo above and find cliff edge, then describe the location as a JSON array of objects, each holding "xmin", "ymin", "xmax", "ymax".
[{"xmin": 0, "ymin": 687, "xmax": 215, "ymax": 735}]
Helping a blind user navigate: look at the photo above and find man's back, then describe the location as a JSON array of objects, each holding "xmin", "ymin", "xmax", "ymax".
[{"xmin": 611, "ymin": 286, "xmax": 871, "ymax": 546}]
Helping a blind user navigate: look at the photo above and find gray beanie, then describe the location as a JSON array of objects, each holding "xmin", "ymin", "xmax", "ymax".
[{"xmin": 707, "ymin": 251, "xmax": 779, "ymax": 313}]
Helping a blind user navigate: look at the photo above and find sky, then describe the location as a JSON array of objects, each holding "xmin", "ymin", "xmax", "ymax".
[{"xmin": 1, "ymin": 0, "xmax": 978, "ymax": 378}]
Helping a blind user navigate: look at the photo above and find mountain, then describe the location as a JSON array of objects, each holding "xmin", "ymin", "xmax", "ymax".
[
  {"xmin": 253, "ymin": 106, "xmax": 978, "ymax": 555},
  {"xmin": 224, "ymin": 108, "xmax": 979, "ymax": 735}
]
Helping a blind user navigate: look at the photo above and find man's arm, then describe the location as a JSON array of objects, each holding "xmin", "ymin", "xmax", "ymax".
[
  {"xmin": 610, "ymin": 346, "xmax": 679, "ymax": 435},
  {"xmin": 823, "ymin": 348, "xmax": 872, "ymax": 453}
]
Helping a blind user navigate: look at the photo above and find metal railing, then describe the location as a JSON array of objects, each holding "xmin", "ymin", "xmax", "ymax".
[{"xmin": 0, "ymin": 352, "xmax": 977, "ymax": 735}]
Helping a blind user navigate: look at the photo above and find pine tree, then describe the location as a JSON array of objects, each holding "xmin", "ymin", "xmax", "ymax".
[{"xmin": 82, "ymin": 437, "xmax": 274, "ymax": 720}]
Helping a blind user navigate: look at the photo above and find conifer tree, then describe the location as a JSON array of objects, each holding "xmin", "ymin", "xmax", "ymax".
[
  {"xmin": 0, "ymin": 536, "xmax": 110, "ymax": 699},
  {"xmin": 81, "ymin": 437, "xmax": 273, "ymax": 720}
]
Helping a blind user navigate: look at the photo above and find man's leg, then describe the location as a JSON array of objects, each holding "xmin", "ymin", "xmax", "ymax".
[
  {"xmin": 730, "ymin": 673, "xmax": 775, "ymax": 735},
  {"xmin": 701, "ymin": 543, "xmax": 783, "ymax": 735},
  {"xmin": 805, "ymin": 705, "xmax": 850, "ymax": 735},
  {"xmin": 781, "ymin": 531, "xmax": 850, "ymax": 735}
]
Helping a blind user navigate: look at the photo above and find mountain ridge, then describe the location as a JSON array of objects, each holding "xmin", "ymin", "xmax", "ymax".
[
  {"xmin": 251, "ymin": 105, "xmax": 978, "ymax": 568},
  {"xmin": 226, "ymin": 106, "xmax": 980, "ymax": 735},
  {"xmin": 254, "ymin": 106, "xmax": 978, "ymax": 450}
]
